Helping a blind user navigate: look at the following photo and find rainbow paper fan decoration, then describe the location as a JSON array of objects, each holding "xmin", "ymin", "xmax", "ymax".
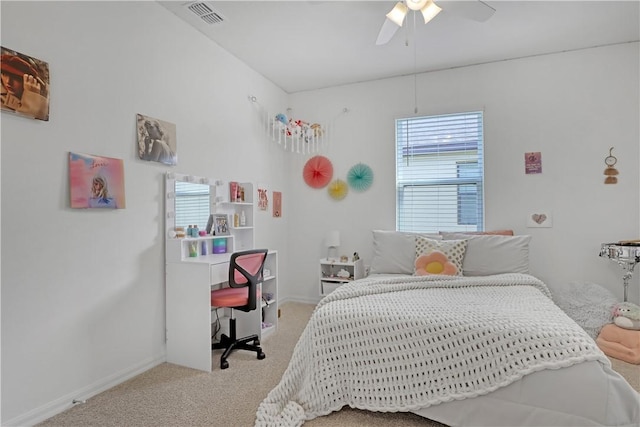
[
  {"xmin": 347, "ymin": 163, "xmax": 373, "ymax": 192},
  {"xmin": 328, "ymin": 179, "xmax": 348, "ymax": 200}
]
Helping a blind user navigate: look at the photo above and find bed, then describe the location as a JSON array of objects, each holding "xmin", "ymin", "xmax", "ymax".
[{"xmin": 255, "ymin": 231, "xmax": 640, "ymax": 426}]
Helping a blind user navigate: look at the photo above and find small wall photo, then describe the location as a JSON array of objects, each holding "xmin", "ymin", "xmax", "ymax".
[
  {"xmin": 257, "ymin": 184, "xmax": 269, "ymax": 211},
  {"xmin": 69, "ymin": 152, "xmax": 126, "ymax": 209},
  {"xmin": 273, "ymin": 191, "xmax": 282, "ymax": 217},
  {"xmin": 214, "ymin": 214, "xmax": 230, "ymax": 235},
  {"xmin": 525, "ymin": 152, "xmax": 542, "ymax": 174},
  {"xmin": 1, "ymin": 46, "xmax": 50, "ymax": 121},
  {"xmin": 136, "ymin": 113, "xmax": 177, "ymax": 166}
]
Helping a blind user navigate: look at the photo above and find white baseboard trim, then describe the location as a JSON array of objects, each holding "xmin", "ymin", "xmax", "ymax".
[{"xmin": 4, "ymin": 353, "xmax": 166, "ymax": 427}]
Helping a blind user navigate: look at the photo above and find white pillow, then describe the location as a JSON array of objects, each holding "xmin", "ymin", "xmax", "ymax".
[
  {"xmin": 370, "ymin": 230, "xmax": 442, "ymax": 274},
  {"xmin": 441, "ymin": 233, "xmax": 531, "ymax": 276}
]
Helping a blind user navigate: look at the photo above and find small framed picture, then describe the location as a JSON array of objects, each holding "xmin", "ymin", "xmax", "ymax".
[
  {"xmin": 1, "ymin": 46, "xmax": 50, "ymax": 121},
  {"xmin": 69, "ymin": 152, "xmax": 126, "ymax": 209},
  {"xmin": 273, "ymin": 191, "xmax": 282, "ymax": 218},
  {"xmin": 136, "ymin": 113, "xmax": 177, "ymax": 166},
  {"xmin": 214, "ymin": 214, "xmax": 230, "ymax": 235},
  {"xmin": 525, "ymin": 152, "xmax": 542, "ymax": 174}
]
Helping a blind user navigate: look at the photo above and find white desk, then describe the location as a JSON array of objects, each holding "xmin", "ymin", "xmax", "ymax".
[{"xmin": 165, "ymin": 249, "xmax": 278, "ymax": 372}]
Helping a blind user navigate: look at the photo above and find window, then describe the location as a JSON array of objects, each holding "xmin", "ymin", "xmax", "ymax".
[
  {"xmin": 396, "ymin": 111, "xmax": 484, "ymax": 233},
  {"xmin": 174, "ymin": 181, "xmax": 210, "ymax": 230},
  {"xmin": 457, "ymin": 162, "xmax": 479, "ymax": 226}
]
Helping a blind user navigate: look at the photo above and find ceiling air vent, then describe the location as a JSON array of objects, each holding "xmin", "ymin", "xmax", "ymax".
[{"xmin": 187, "ymin": 2, "xmax": 225, "ymax": 25}]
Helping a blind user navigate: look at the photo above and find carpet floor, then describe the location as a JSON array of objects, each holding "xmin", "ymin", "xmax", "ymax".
[{"xmin": 38, "ymin": 301, "xmax": 639, "ymax": 427}]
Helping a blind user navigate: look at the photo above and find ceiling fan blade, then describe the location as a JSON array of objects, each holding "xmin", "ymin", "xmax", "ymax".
[
  {"xmin": 441, "ymin": 0, "xmax": 495, "ymax": 22},
  {"xmin": 376, "ymin": 18, "xmax": 401, "ymax": 45}
]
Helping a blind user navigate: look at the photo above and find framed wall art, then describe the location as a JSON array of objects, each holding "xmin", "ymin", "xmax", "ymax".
[
  {"xmin": 257, "ymin": 184, "xmax": 269, "ymax": 211},
  {"xmin": 525, "ymin": 152, "xmax": 542, "ymax": 174},
  {"xmin": 213, "ymin": 214, "xmax": 230, "ymax": 235},
  {"xmin": 1, "ymin": 46, "xmax": 50, "ymax": 121},
  {"xmin": 136, "ymin": 113, "xmax": 177, "ymax": 166},
  {"xmin": 69, "ymin": 152, "xmax": 126, "ymax": 209},
  {"xmin": 273, "ymin": 191, "xmax": 282, "ymax": 218}
]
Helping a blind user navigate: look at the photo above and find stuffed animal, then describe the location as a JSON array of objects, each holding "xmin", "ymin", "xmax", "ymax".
[
  {"xmin": 275, "ymin": 113, "xmax": 288, "ymax": 125},
  {"xmin": 310, "ymin": 123, "xmax": 323, "ymax": 138},
  {"xmin": 274, "ymin": 113, "xmax": 291, "ymax": 136},
  {"xmin": 612, "ymin": 302, "xmax": 640, "ymax": 330},
  {"xmin": 293, "ymin": 120, "xmax": 310, "ymax": 142},
  {"xmin": 336, "ymin": 269, "xmax": 350, "ymax": 279},
  {"xmin": 285, "ymin": 118, "xmax": 299, "ymax": 137},
  {"xmin": 275, "ymin": 114, "xmax": 321, "ymax": 141}
]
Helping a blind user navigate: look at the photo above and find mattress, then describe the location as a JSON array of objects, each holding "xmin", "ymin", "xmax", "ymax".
[{"xmin": 366, "ymin": 274, "xmax": 640, "ymax": 426}]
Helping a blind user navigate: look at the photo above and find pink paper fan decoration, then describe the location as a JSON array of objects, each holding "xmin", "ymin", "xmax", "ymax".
[{"xmin": 303, "ymin": 155, "xmax": 333, "ymax": 188}]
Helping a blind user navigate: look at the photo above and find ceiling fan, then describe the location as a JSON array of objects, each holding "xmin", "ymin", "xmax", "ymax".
[{"xmin": 376, "ymin": 0, "xmax": 496, "ymax": 45}]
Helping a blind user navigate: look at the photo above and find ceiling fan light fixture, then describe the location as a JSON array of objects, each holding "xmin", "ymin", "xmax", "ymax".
[
  {"xmin": 386, "ymin": 2, "xmax": 408, "ymax": 27},
  {"xmin": 406, "ymin": 0, "xmax": 429, "ymax": 11},
  {"xmin": 420, "ymin": 0, "xmax": 442, "ymax": 24}
]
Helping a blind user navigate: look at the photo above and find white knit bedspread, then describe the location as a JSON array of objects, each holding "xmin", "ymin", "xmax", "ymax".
[{"xmin": 255, "ymin": 273, "xmax": 609, "ymax": 426}]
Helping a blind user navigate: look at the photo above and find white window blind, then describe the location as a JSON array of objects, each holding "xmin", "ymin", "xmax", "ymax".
[
  {"xmin": 396, "ymin": 111, "xmax": 484, "ymax": 233},
  {"xmin": 175, "ymin": 181, "xmax": 210, "ymax": 230}
]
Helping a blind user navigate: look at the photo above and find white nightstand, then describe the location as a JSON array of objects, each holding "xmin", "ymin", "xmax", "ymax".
[{"xmin": 319, "ymin": 258, "xmax": 364, "ymax": 296}]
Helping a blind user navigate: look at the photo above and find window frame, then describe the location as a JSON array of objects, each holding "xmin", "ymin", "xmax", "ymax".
[{"xmin": 395, "ymin": 111, "xmax": 484, "ymax": 233}]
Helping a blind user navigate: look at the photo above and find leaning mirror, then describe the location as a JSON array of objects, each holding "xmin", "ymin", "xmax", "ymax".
[
  {"xmin": 165, "ymin": 173, "xmax": 214, "ymax": 238},
  {"xmin": 174, "ymin": 180, "xmax": 210, "ymax": 230}
]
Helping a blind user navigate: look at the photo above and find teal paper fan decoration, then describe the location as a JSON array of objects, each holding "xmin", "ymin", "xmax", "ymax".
[{"xmin": 347, "ymin": 163, "xmax": 373, "ymax": 192}]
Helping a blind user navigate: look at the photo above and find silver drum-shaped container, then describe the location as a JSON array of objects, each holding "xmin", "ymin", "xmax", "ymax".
[{"xmin": 600, "ymin": 243, "xmax": 640, "ymax": 262}]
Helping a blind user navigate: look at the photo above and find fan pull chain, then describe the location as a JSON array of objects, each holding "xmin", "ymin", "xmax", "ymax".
[{"xmin": 413, "ymin": 12, "xmax": 418, "ymax": 114}]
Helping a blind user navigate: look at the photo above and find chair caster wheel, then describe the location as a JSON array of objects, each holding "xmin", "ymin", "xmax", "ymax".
[
  {"xmin": 221, "ymin": 360, "xmax": 229, "ymax": 369},
  {"xmin": 257, "ymin": 351, "xmax": 265, "ymax": 360}
]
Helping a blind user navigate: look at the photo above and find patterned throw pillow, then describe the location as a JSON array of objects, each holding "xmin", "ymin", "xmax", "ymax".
[
  {"xmin": 415, "ymin": 251, "xmax": 459, "ymax": 276},
  {"xmin": 415, "ymin": 237, "xmax": 467, "ymax": 276}
]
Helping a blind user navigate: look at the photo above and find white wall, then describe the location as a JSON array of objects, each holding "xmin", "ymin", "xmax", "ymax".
[
  {"xmin": 287, "ymin": 42, "xmax": 640, "ymax": 304},
  {"xmin": 1, "ymin": 2, "xmax": 291, "ymax": 425}
]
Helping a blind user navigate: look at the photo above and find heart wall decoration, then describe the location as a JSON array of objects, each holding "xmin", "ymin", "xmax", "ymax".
[
  {"xmin": 532, "ymin": 214, "xmax": 547, "ymax": 224},
  {"xmin": 527, "ymin": 211, "xmax": 553, "ymax": 228}
]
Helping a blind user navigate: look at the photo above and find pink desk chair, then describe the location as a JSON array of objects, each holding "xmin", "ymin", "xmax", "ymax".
[{"xmin": 211, "ymin": 249, "xmax": 268, "ymax": 369}]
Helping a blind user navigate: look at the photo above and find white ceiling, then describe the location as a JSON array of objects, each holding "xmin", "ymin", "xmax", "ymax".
[{"xmin": 159, "ymin": 1, "xmax": 640, "ymax": 93}]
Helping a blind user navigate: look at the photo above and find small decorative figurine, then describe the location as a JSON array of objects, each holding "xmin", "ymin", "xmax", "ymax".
[
  {"xmin": 337, "ymin": 269, "xmax": 350, "ymax": 279},
  {"xmin": 604, "ymin": 147, "xmax": 619, "ymax": 184},
  {"xmin": 352, "ymin": 252, "xmax": 360, "ymax": 262}
]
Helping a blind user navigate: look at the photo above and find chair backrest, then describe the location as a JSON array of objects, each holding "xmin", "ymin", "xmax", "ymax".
[{"xmin": 229, "ymin": 249, "xmax": 268, "ymax": 311}]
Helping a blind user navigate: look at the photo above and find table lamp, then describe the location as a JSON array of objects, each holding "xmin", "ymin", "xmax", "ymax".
[{"xmin": 325, "ymin": 231, "xmax": 340, "ymax": 261}]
